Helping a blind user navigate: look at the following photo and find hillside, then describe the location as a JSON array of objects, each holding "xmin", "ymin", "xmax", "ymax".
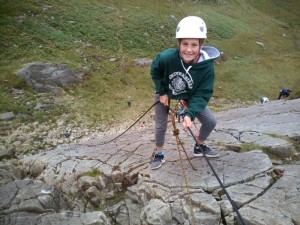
[{"xmin": 0, "ymin": 0, "xmax": 300, "ymax": 130}]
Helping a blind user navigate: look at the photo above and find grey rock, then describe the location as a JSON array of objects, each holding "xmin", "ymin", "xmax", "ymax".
[
  {"xmin": 125, "ymin": 199, "xmax": 142, "ymax": 225},
  {"xmin": 78, "ymin": 176, "xmax": 98, "ymax": 191},
  {"xmin": 218, "ymin": 200, "xmax": 232, "ymax": 216},
  {"xmin": 140, "ymin": 199, "xmax": 172, "ymax": 225},
  {"xmin": 215, "ymin": 99, "xmax": 300, "ymax": 139},
  {"xmin": 18, "ymin": 62, "xmax": 85, "ymax": 93},
  {"xmin": 33, "ymin": 104, "xmax": 60, "ymax": 110},
  {"xmin": 256, "ymin": 41, "xmax": 266, "ymax": 49},
  {"xmin": 0, "ymin": 161, "xmax": 21, "ymax": 186},
  {"xmin": 210, "ymin": 99, "xmax": 300, "ymax": 159},
  {"xmin": 79, "ymin": 211, "xmax": 111, "ymax": 225},
  {"xmin": 238, "ymin": 164, "xmax": 300, "ymax": 225},
  {"xmin": 240, "ymin": 131, "xmax": 293, "ymax": 158},
  {"xmin": 186, "ymin": 192, "xmax": 221, "ymax": 225},
  {"xmin": 0, "ymin": 112, "xmax": 15, "ymax": 121},
  {"xmin": 109, "ymin": 199, "xmax": 141, "ymax": 225},
  {"xmin": 133, "ymin": 58, "xmax": 152, "ymax": 67},
  {"xmin": 0, "ymin": 126, "xmax": 12, "ymax": 136},
  {"xmin": 15, "ymin": 113, "xmax": 32, "ymax": 119},
  {"xmin": 1, "ymin": 98, "xmax": 299, "ymax": 225},
  {"xmin": 107, "ymin": 200, "xmax": 128, "ymax": 224},
  {"xmin": 86, "ymin": 186, "xmax": 101, "ymax": 207},
  {"xmin": 221, "ymin": 175, "xmax": 272, "ymax": 207},
  {"xmin": 0, "ymin": 211, "xmax": 111, "ymax": 225},
  {"xmin": 0, "ymin": 180, "xmax": 70, "ymax": 215},
  {"xmin": 0, "ymin": 145, "xmax": 14, "ymax": 160}
]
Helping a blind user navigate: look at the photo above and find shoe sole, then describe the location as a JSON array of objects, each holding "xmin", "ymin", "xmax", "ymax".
[
  {"xmin": 194, "ymin": 153, "xmax": 219, "ymax": 158},
  {"xmin": 150, "ymin": 159, "xmax": 165, "ymax": 170}
]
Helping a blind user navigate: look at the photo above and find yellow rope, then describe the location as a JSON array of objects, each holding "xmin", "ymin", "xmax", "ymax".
[
  {"xmin": 170, "ymin": 109, "xmax": 197, "ymax": 224},
  {"xmin": 170, "ymin": 105, "xmax": 196, "ymax": 171}
]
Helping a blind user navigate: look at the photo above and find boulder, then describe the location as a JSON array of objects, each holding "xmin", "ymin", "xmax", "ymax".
[{"xmin": 18, "ymin": 62, "xmax": 86, "ymax": 93}]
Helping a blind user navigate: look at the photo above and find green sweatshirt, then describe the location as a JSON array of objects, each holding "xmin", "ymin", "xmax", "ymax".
[{"xmin": 150, "ymin": 46, "xmax": 220, "ymax": 120}]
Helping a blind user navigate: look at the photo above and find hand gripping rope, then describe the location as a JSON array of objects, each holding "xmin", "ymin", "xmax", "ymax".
[{"xmin": 169, "ymin": 107, "xmax": 196, "ymax": 171}]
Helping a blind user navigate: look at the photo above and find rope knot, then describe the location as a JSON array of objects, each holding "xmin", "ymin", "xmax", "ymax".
[{"xmin": 173, "ymin": 128, "xmax": 179, "ymax": 136}]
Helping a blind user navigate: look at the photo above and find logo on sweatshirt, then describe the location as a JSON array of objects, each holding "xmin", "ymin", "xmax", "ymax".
[{"xmin": 169, "ymin": 72, "xmax": 193, "ymax": 95}]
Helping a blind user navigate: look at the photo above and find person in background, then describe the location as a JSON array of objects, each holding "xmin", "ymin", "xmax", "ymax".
[
  {"xmin": 127, "ymin": 97, "xmax": 132, "ymax": 107},
  {"xmin": 278, "ymin": 88, "xmax": 292, "ymax": 100},
  {"xmin": 260, "ymin": 97, "xmax": 269, "ymax": 104},
  {"xmin": 150, "ymin": 16, "xmax": 220, "ymax": 170}
]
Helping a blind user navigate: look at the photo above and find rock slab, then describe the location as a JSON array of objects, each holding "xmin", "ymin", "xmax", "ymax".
[{"xmin": 0, "ymin": 99, "xmax": 300, "ymax": 224}]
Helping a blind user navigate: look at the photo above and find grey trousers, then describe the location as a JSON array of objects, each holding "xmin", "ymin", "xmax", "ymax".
[{"xmin": 154, "ymin": 94, "xmax": 217, "ymax": 147}]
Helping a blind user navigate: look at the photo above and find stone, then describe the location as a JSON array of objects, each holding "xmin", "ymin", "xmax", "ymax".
[
  {"xmin": 238, "ymin": 165, "xmax": 300, "ymax": 225},
  {"xmin": 140, "ymin": 199, "xmax": 172, "ymax": 225},
  {"xmin": 1, "ymin": 99, "xmax": 299, "ymax": 225},
  {"xmin": 18, "ymin": 62, "xmax": 85, "ymax": 93},
  {"xmin": 0, "ymin": 112, "xmax": 15, "ymax": 121},
  {"xmin": 0, "ymin": 180, "xmax": 70, "ymax": 215}
]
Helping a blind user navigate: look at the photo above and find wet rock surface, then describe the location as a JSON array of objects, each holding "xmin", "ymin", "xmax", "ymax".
[{"xmin": 0, "ymin": 99, "xmax": 299, "ymax": 225}]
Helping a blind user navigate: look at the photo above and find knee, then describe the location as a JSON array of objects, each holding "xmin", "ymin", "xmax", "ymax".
[
  {"xmin": 155, "ymin": 119, "xmax": 168, "ymax": 131},
  {"xmin": 210, "ymin": 118, "xmax": 217, "ymax": 129},
  {"xmin": 201, "ymin": 117, "xmax": 217, "ymax": 130}
]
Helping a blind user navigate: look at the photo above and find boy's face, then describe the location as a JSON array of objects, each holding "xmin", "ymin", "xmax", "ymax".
[{"xmin": 179, "ymin": 38, "xmax": 204, "ymax": 63}]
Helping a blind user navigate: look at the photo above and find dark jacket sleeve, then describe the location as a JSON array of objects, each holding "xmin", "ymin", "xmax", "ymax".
[
  {"xmin": 150, "ymin": 53, "xmax": 168, "ymax": 96},
  {"xmin": 185, "ymin": 64, "xmax": 214, "ymax": 120}
]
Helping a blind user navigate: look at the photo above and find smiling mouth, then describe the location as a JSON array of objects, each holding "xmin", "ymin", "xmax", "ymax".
[{"xmin": 184, "ymin": 54, "xmax": 195, "ymax": 57}]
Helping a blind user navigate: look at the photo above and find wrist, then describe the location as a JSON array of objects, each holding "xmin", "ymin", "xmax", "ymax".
[{"xmin": 184, "ymin": 115, "xmax": 192, "ymax": 120}]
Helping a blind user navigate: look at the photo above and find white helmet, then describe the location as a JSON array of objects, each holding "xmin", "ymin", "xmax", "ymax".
[
  {"xmin": 260, "ymin": 97, "xmax": 269, "ymax": 104},
  {"xmin": 176, "ymin": 16, "xmax": 207, "ymax": 39}
]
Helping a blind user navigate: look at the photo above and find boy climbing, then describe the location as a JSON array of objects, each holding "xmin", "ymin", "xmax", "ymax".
[{"xmin": 150, "ymin": 16, "xmax": 220, "ymax": 170}]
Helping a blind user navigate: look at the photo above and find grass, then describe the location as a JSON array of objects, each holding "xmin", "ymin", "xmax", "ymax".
[
  {"xmin": 84, "ymin": 168, "xmax": 101, "ymax": 177},
  {"xmin": 0, "ymin": 0, "xmax": 300, "ymax": 130}
]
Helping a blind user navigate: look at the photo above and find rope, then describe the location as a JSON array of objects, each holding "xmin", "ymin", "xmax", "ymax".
[
  {"xmin": 170, "ymin": 109, "xmax": 196, "ymax": 224},
  {"xmin": 170, "ymin": 108, "xmax": 196, "ymax": 171},
  {"xmin": 170, "ymin": 100, "xmax": 247, "ymax": 225},
  {"xmin": 81, "ymin": 101, "xmax": 160, "ymax": 147},
  {"xmin": 187, "ymin": 127, "xmax": 247, "ymax": 225},
  {"xmin": 78, "ymin": 98, "xmax": 246, "ymax": 224}
]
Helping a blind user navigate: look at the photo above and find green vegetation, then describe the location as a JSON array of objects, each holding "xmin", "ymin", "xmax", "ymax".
[
  {"xmin": 239, "ymin": 143, "xmax": 262, "ymax": 153},
  {"xmin": 84, "ymin": 168, "xmax": 101, "ymax": 177},
  {"xmin": 0, "ymin": 0, "xmax": 299, "ymax": 128}
]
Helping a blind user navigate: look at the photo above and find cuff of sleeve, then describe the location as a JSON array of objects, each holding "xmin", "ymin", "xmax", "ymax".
[
  {"xmin": 159, "ymin": 91, "xmax": 167, "ymax": 96},
  {"xmin": 185, "ymin": 112, "xmax": 194, "ymax": 121}
]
